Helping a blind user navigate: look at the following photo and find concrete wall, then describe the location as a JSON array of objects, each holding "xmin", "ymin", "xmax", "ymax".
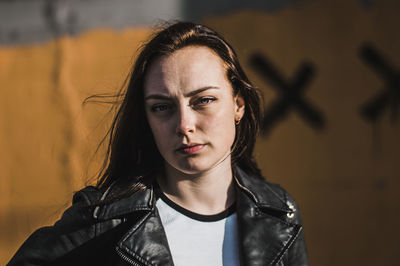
[{"xmin": 1, "ymin": 0, "xmax": 399, "ymax": 265}]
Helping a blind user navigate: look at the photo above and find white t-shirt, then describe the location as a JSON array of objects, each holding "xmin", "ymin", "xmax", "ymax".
[{"xmin": 156, "ymin": 190, "xmax": 240, "ymax": 266}]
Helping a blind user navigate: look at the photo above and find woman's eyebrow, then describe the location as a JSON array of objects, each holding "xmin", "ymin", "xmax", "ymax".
[
  {"xmin": 145, "ymin": 94, "xmax": 170, "ymax": 101},
  {"xmin": 145, "ymin": 86, "xmax": 219, "ymax": 101},
  {"xmin": 185, "ymin": 86, "xmax": 219, "ymax": 97}
]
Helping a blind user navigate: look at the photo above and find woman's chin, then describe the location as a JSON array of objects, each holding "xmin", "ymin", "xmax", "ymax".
[
  {"xmin": 164, "ymin": 150, "xmax": 232, "ymax": 175},
  {"xmin": 166, "ymin": 159, "xmax": 212, "ymax": 175}
]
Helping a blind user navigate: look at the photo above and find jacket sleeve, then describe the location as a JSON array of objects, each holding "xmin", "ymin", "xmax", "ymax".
[
  {"xmin": 281, "ymin": 189, "xmax": 309, "ymax": 266},
  {"xmin": 7, "ymin": 186, "xmax": 101, "ymax": 266}
]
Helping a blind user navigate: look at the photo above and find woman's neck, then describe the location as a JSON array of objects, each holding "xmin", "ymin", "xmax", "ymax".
[{"xmin": 156, "ymin": 158, "xmax": 235, "ymax": 215}]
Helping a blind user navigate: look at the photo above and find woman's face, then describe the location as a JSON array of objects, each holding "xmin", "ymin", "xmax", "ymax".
[{"xmin": 144, "ymin": 46, "xmax": 244, "ymax": 174}]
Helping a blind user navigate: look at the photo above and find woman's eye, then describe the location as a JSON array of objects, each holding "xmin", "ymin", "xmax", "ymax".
[
  {"xmin": 196, "ymin": 97, "xmax": 216, "ymax": 105},
  {"xmin": 151, "ymin": 104, "xmax": 170, "ymax": 112}
]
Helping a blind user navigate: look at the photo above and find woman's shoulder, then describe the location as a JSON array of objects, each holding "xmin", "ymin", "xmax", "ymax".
[{"xmin": 235, "ymin": 167, "xmax": 294, "ymax": 200}]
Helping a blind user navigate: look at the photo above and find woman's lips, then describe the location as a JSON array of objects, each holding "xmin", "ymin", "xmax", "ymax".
[{"xmin": 177, "ymin": 144, "xmax": 205, "ymax": 154}]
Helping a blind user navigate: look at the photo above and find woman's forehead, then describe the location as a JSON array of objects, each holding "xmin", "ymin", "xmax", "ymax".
[{"xmin": 144, "ymin": 46, "xmax": 230, "ymax": 97}]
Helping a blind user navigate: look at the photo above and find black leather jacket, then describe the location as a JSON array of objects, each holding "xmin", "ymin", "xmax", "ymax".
[{"xmin": 8, "ymin": 167, "xmax": 308, "ymax": 266}]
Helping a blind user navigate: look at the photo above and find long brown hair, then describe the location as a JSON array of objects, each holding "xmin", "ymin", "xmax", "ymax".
[{"xmin": 93, "ymin": 21, "xmax": 263, "ymax": 195}]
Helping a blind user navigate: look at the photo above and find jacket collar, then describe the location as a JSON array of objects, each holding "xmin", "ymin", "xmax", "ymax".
[
  {"xmin": 96, "ymin": 187, "xmax": 153, "ymax": 220},
  {"xmin": 233, "ymin": 167, "xmax": 292, "ymax": 213},
  {"xmin": 96, "ymin": 167, "xmax": 301, "ymax": 265}
]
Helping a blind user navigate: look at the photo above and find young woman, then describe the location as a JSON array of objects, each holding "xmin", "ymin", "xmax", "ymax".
[{"xmin": 8, "ymin": 22, "xmax": 308, "ymax": 266}]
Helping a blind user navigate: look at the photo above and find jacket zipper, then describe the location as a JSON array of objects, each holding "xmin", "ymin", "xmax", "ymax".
[
  {"xmin": 116, "ymin": 246, "xmax": 144, "ymax": 266},
  {"xmin": 116, "ymin": 189, "xmax": 154, "ymax": 266}
]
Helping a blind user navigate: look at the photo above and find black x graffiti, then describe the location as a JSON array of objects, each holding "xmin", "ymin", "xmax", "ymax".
[
  {"xmin": 359, "ymin": 43, "xmax": 400, "ymax": 123},
  {"xmin": 249, "ymin": 53, "xmax": 325, "ymax": 135}
]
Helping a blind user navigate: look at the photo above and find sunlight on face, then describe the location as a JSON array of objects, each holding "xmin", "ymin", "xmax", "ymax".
[{"xmin": 144, "ymin": 46, "xmax": 244, "ymax": 174}]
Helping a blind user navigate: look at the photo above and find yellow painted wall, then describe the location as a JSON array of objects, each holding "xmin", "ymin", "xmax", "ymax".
[
  {"xmin": 0, "ymin": 28, "xmax": 152, "ymax": 264},
  {"xmin": 1, "ymin": 1, "xmax": 399, "ymax": 265}
]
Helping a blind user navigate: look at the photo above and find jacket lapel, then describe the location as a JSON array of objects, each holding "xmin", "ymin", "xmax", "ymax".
[
  {"xmin": 116, "ymin": 209, "xmax": 174, "ymax": 266},
  {"xmin": 235, "ymin": 168, "xmax": 302, "ymax": 265},
  {"xmin": 97, "ymin": 185, "xmax": 175, "ymax": 266}
]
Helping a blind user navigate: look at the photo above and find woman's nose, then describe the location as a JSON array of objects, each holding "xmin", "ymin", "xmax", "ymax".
[{"xmin": 176, "ymin": 106, "xmax": 195, "ymax": 136}]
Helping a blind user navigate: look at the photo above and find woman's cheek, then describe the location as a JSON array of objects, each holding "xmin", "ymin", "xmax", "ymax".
[
  {"xmin": 204, "ymin": 107, "xmax": 235, "ymax": 138},
  {"xmin": 148, "ymin": 118, "xmax": 168, "ymax": 147}
]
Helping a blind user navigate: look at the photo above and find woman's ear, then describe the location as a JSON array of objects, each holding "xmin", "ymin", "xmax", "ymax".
[{"xmin": 234, "ymin": 94, "xmax": 245, "ymax": 122}]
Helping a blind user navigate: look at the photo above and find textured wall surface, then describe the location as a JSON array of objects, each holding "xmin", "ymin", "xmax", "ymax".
[
  {"xmin": 1, "ymin": 0, "xmax": 399, "ymax": 265},
  {"xmin": 0, "ymin": 28, "xmax": 152, "ymax": 264}
]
